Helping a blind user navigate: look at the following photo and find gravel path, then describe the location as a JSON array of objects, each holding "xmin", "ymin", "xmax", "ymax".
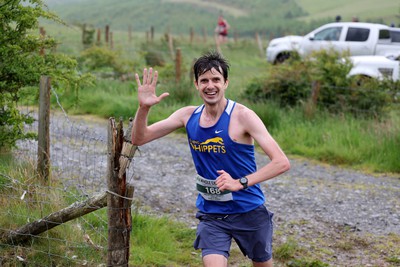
[{"xmin": 133, "ymin": 134, "xmax": 400, "ymax": 235}]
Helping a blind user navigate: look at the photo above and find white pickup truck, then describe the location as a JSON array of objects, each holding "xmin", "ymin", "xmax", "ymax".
[
  {"xmin": 266, "ymin": 22, "xmax": 400, "ymax": 64},
  {"xmin": 348, "ymin": 55, "xmax": 399, "ymax": 81}
]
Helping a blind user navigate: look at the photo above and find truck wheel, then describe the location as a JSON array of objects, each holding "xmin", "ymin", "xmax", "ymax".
[
  {"xmin": 353, "ymin": 75, "xmax": 372, "ymax": 86},
  {"xmin": 275, "ymin": 52, "xmax": 291, "ymax": 64}
]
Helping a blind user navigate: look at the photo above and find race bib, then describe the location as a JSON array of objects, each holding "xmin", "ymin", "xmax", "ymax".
[{"xmin": 196, "ymin": 176, "xmax": 233, "ymax": 202}]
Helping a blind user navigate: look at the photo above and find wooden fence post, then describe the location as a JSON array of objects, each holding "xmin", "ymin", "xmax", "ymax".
[
  {"xmin": 128, "ymin": 25, "xmax": 132, "ymax": 43},
  {"xmin": 233, "ymin": 29, "xmax": 238, "ymax": 43},
  {"xmin": 255, "ymin": 31, "xmax": 264, "ymax": 58},
  {"xmin": 37, "ymin": 76, "xmax": 51, "ymax": 183},
  {"xmin": 215, "ymin": 33, "xmax": 221, "ymax": 53},
  {"xmin": 107, "ymin": 118, "xmax": 137, "ymax": 266},
  {"xmin": 304, "ymin": 81, "xmax": 321, "ymax": 118},
  {"xmin": 311, "ymin": 81, "xmax": 321, "ymax": 105},
  {"xmin": 150, "ymin": 26, "xmax": 154, "ymax": 42},
  {"xmin": 202, "ymin": 27, "xmax": 207, "ymax": 43},
  {"xmin": 96, "ymin": 28, "xmax": 101, "ymax": 45},
  {"xmin": 105, "ymin": 25, "xmax": 110, "ymax": 46},
  {"xmin": 190, "ymin": 27, "xmax": 194, "ymax": 44},
  {"xmin": 175, "ymin": 48, "xmax": 182, "ymax": 83},
  {"xmin": 168, "ymin": 33, "xmax": 175, "ymax": 59}
]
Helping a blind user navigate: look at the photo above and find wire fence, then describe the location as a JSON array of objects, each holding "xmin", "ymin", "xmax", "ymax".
[{"xmin": 0, "ymin": 84, "xmax": 138, "ymax": 265}]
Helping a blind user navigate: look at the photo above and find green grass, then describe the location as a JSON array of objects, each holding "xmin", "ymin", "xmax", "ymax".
[
  {"xmin": 130, "ymin": 213, "xmax": 200, "ymax": 266},
  {"xmin": 268, "ymin": 105, "xmax": 400, "ymax": 173},
  {"xmin": 296, "ymin": 0, "xmax": 399, "ymax": 23}
]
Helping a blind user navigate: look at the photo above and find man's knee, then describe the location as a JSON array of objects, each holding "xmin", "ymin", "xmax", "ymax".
[{"xmin": 203, "ymin": 254, "xmax": 228, "ymax": 267}]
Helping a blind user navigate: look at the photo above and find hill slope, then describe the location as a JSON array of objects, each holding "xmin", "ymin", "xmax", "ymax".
[
  {"xmin": 297, "ymin": 0, "xmax": 399, "ymax": 24},
  {"xmin": 43, "ymin": 0, "xmax": 399, "ymax": 36}
]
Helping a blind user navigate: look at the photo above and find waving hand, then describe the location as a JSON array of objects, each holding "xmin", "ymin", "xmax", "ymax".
[{"xmin": 135, "ymin": 67, "xmax": 169, "ymax": 108}]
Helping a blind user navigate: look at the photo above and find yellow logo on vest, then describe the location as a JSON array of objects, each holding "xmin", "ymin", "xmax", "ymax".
[{"xmin": 189, "ymin": 137, "xmax": 226, "ymax": 153}]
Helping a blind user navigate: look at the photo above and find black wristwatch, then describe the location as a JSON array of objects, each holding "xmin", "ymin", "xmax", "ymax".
[{"xmin": 239, "ymin": 176, "xmax": 248, "ymax": 190}]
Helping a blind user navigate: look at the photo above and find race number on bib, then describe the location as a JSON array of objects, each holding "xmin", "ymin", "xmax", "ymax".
[{"xmin": 196, "ymin": 176, "xmax": 233, "ymax": 202}]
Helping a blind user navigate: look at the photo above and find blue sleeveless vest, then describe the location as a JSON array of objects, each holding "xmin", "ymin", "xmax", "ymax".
[{"xmin": 186, "ymin": 99, "xmax": 265, "ymax": 214}]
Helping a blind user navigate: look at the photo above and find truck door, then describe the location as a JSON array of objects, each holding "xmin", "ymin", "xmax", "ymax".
[
  {"xmin": 344, "ymin": 27, "xmax": 373, "ymax": 55},
  {"xmin": 300, "ymin": 26, "xmax": 343, "ymax": 57}
]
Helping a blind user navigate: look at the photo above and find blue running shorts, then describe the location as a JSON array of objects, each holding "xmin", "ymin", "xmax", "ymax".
[{"xmin": 193, "ymin": 205, "xmax": 274, "ymax": 262}]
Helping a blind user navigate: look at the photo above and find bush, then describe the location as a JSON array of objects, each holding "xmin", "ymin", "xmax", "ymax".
[
  {"xmin": 0, "ymin": 0, "xmax": 91, "ymax": 149},
  {"xmin": 78, "ymin": 46, "xmax": 135, "ymax": 77},
  {"xmin": 243, "ymin": 49, "xmax": 394, "ymax": 117}
]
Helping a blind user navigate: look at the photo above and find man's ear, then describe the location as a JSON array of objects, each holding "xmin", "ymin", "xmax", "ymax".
[{"xmin": 224, "ymin": 79, "xmax": 229, "ymax": 88}]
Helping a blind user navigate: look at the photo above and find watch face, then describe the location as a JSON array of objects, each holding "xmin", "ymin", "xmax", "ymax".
[{"xmin": 240, "ymin": 177, "xmax": 248, "ymax": 184}]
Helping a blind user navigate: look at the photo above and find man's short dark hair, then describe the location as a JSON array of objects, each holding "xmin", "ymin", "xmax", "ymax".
[{"xmin": 193, "ymin": 51, "xmax": 230, "ymax": 82}]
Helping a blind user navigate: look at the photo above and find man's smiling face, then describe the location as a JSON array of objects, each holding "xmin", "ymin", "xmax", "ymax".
[{"xmin": 195, "ymin": 67, "xmax": 228, "ymax": 105}]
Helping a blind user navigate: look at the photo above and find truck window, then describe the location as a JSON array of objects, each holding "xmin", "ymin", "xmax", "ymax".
[
  {"xmin": 390, "ymin": 30, "xmax": 400, "ymax": 43},
  {"xmin": 313, "ymin": 27, "xmax": 342, "ymax": 41},
  {"xmin": 345, "ymin": 27, "xmax": 370, "ymax": 42},
  {"xmin": 378, "ymin": 29, "xmax": 391, "ymax": 44},
  {"xmin": 379, "ymin": 30, "xmax": 390, "ymax": 40}
]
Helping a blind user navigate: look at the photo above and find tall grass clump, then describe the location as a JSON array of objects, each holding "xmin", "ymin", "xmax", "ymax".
[
  {"xmin": 0, "ymin": 155, "xmax": 107, "ymax": 266},
  {"xmin": 130, "ymin": 211, "xmax": 199, "ymax": 266}
]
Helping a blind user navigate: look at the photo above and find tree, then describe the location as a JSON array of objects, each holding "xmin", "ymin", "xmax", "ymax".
[{"xmin": 0, "ymin": 0, "xmax": 91, "ymax": 148}]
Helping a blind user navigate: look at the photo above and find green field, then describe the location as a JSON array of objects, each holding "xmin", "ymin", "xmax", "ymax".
[
  {"xmin": 43, "ymin": 0, "xmax": 400, "ymax": 37},
  {"xmin": 297, "ymin": 0, "xmax": 399, "ymax": 23}
]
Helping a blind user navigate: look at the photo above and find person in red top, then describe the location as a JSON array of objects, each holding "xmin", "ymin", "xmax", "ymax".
[{"xmin": 215, "ymin": 15, "xmax": 230, "ymax": 45}]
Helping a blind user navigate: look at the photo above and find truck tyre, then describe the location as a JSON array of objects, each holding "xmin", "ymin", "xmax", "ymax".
[{"xmin": 275, "ymin": 52, "xmax": 291, "ymax": 64}]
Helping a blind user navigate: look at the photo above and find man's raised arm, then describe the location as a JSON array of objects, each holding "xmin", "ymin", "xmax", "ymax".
[{"xmin": 131, "ymin": 68, "xmax": 169, "ymax": 145}]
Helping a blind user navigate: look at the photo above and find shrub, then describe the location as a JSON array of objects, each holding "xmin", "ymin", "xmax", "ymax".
[
  {"xmin": 0, "ymin": 0, "xmax": 91, "ymax": 149},
  {"xmin": 78, "ymin": 46, "xmax": 135, "ymax": 77},
  {"xmin": 243, "ymin": 49, "xmax": 394, "ymax": 117}
]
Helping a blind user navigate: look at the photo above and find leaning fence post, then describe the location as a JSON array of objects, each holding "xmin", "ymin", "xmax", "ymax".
[
  {"xmin": 37, "ymin": 76, "xmax": 51, "ymax": 183},
  {"xmin": 107, "ymin": 118, "xmax": 137, "ymax": 266}
]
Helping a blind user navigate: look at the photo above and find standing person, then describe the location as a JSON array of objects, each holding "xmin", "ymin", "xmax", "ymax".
[
  {"xmin": 131, "ymin": 51, "xmax": 290, "ymax": 267},
  {"xmin": 215, "ymin": 14, "xmax": 230, "ymax": 44}
]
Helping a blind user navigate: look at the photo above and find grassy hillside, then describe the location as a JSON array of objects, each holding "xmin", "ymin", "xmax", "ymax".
[
  {"xmin": 43, "ymin": 0, "xmax": 399, "ymax": 37},
  {"xmin": 297, "ymin": 0, "xmax": 399, "ymax": 24}
]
